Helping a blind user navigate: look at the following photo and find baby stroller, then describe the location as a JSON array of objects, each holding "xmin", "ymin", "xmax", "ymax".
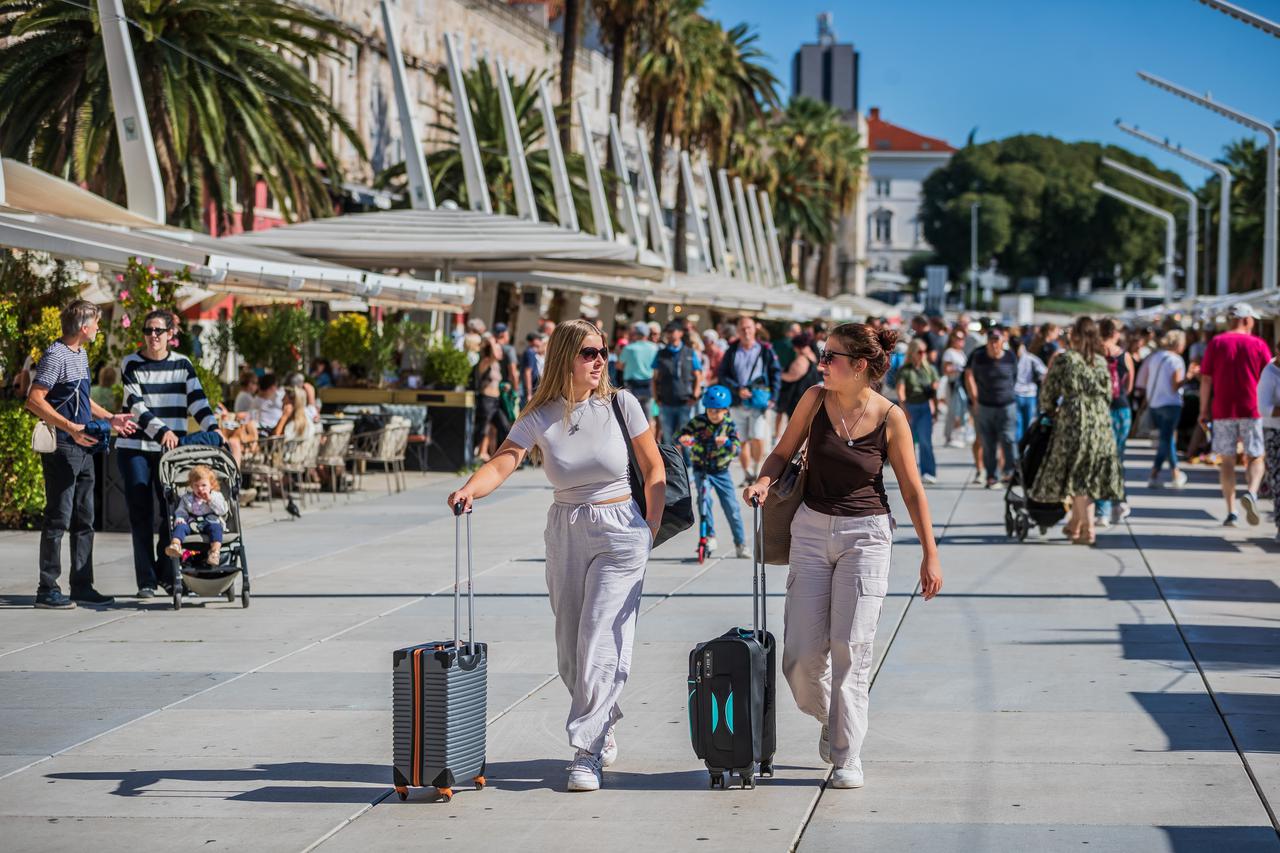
[
  {"xmin": 159, "ymin": 445, "xmax": 251, "ymax": 611},
  {"xmin": 1004, "ymin": 412, "xmax": 1067, "ymax": 541}
]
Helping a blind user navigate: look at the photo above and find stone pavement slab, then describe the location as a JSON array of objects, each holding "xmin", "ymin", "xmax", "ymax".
[{"xmin": 0, "ymin": 437, "xmax": 1276, "ymax": 852}]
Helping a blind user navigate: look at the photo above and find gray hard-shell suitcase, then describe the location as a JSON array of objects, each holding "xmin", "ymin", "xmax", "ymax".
[{"xmin": 392, "ymin": 502, "xmax": 487, "ymax": 801}]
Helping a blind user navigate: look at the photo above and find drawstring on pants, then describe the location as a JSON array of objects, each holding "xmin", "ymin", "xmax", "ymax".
[{"xmin": 568, "ymin": 503, "xmax": 602, "ymax": 524}]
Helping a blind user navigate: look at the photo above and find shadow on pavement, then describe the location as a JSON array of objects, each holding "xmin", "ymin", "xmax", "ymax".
[
  {"xmin": 483, "ymin": 759, "xmax": 818, "ymax": 792},
  {"xmin": 1160, "ymin": 826, "xmax": 1280, "ymax": 851},
  {"xmin": 1095, "ymin": 533, "xmax": 1242, "ymax": 553},
  {"xmin": 1118, "ymin": 624, "xmax": 1280, "ymax": 667},
  {"xmin": 1132, "ymin": 692, "xmax": 1280, "ymax": 754},
  {"xmin": 1100, "ymin": 576, "xmax": 1280, "ymax": 603},
  {"xmin": 47, "ymin": 761, "xmax": 387, "ymax": 801}
]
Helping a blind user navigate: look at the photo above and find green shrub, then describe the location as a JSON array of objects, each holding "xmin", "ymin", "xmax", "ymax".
[
  {"xmin": 0, "ymin": 401, "xmax": 45, "ymax": 528},
  {"xmin": 422, "ymin": 341, "xmax": 473, "ymax": 389}
]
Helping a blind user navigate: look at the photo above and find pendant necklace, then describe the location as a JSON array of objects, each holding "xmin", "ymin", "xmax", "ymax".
[
  {"xmin": 837, "ymin": 395, "xmax": 870, "ymax": 447},
  {"xmin": 568, "ymin": 391, "xmax": 588, "ymax": 435}
]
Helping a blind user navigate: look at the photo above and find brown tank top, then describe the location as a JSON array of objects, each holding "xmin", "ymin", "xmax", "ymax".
[{"xmin": 803, "ymin": 402, "xmax": 891, "ymax": 517}]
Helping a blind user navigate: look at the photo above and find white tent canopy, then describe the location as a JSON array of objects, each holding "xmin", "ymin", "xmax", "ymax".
[{"xmin": 224, "ymin": 208, "xmax": 669, "ymax": 280}]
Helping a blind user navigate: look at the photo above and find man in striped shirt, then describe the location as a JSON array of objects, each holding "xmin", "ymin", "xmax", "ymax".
[{"xmin": 118, "ymin": 309, "xmax": 220, "ymax": 597}]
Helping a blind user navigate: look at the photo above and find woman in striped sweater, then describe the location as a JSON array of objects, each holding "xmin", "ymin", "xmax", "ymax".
[{"xmin": 118, "ymin": 310, "xmax": 220, "ymax": 598}]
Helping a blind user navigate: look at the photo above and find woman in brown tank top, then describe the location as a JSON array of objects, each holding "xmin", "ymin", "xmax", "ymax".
[{"xmin": 744, "ymin": 323, "xmax": 942, "ymax": 790}]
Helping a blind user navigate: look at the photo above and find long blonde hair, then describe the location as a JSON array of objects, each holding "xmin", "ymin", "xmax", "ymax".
[
  {"xmin": 284, "ymin": 386, "xmax": 309, "ymax": 436},
  {"xmin": 516, "ymin": 319, "xmax": 615, "ymax": 424}
]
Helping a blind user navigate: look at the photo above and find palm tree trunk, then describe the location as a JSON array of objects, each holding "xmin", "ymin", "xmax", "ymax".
[
  {"xmin": 651, "ymin": 100, "xmax": 667, "ymax": 203},
  {"xmin": 558, "ymin": 0, "xmax": 581, "ymax": 152},
  {"xmin": 605, "ymin": 19, "xmax": 628, "ymax": 206},
  {"xmin": 817, "ymin": 242, "xmax": 834, "ymax": 298},
  {"xmin": 674, "ymin": 168, "xmax": 688, "ymax": 271}
]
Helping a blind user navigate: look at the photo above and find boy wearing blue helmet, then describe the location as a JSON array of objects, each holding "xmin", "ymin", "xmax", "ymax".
[{"xmin": 678, "ymin": 385, "xmax": 748, "ymax": 558}]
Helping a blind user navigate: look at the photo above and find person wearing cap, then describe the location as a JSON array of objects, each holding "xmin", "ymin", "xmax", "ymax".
[
  {"xmin": 651, "ymin": 320, "xmax": 703, "ymax": 445},
  {"xmin": 618, "ymin": 321, "xmax": 659, "ymax": 429},
  {"xmin": 964, "ymin": 325, "xmax": 1018, "ymax": 488},
  {"xmin": 1199, "ymin": 303, "xmax": 1274, "ymax": 527}
]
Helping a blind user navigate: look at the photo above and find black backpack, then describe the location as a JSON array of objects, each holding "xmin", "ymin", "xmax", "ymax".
[{"xmin": 611, "ymin": 393, "xmax": 694, "ymax": 547}]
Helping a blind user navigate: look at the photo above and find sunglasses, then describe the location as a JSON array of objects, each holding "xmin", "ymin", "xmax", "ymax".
[
  {"xmin": 142, "ymin": 327, "xmax": 172, "ymax": 337},
  {"xmin": 818, "ymin": 349, "xmax": 859, "ymax": 365},
  {"xmin": 578, "ymin": 346, "xmax": 609, "ymax": 362}
]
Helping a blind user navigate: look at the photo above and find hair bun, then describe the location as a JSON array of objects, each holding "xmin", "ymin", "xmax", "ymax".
[{"xmin": 876, "ymin": 328, "xmax": 899, "ymax": 352}]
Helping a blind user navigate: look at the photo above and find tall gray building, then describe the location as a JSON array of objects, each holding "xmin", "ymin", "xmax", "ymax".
[{"xmin": 791, "ymin": 13, "xmax": 859, "ymax": 116}]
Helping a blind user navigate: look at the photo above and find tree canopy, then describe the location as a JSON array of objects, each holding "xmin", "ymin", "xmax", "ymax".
[{"xmin": 920, "ymin": 135, "xmax": 1189, "ymax": 290}]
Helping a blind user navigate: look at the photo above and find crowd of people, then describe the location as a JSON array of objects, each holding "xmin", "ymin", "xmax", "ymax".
[{"xmin": 886, "ymin": 304, "xmax": 1280, "ymax": 543}]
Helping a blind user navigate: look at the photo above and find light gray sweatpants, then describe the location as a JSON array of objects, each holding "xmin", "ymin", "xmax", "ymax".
[
  {"xmin": 783, "ymin": 503, "xmax": 893, "ymax": 768},
  {"xmin": 544, "ymin": 499, "xmax": 651, "ymax": 755}
]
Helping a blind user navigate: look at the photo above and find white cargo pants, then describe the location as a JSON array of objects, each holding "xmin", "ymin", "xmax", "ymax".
[
  {"xmin": 783, "ymin": 503, "xmax": 893, "ymax": 768},
  {"xmin": 544, "ymin": 499, "xmax": 651, "ymax": 755}
]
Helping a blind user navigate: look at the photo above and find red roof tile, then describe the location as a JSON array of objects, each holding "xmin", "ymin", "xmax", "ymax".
[{"xmin": 867, "ymin": 107, "xmax": 956, "ymax": 153}]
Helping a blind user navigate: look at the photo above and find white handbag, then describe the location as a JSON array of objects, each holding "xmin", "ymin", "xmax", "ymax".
[{"xmin": 31, "ymin": 421, "xmax": 57, "ymax": 453}]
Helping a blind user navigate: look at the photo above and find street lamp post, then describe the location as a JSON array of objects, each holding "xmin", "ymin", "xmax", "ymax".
[
  {"xmin": 1137, "ymin": 71, "xmax": 1277, "ymax": 292},
  {"xmin": 970, "ymin": 201, "xmax": 979, "ymax": 309},
  {"xmin": 1115, "ymin": 122, "xmax": 1232, "ymax": 295},
  {"xmin": 1101, "ymin": 157, "xmax": 1197, "ymax": 297},
  {"xmin": 1197, "ymin": 0, "xmax": 1280, "ymax": 38},
  {"xmin": 1093, "ymin": 182, "xmax": 1177, "ymax": 304}
]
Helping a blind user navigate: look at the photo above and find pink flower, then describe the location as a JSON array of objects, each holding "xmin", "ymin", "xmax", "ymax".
[
  {"xmin": 120, "ymin": 315, "xmax": 132, "ymax": 328},
  {"xmin": 118, "ymin": 289, "xmax": 129, "ymax": 300},
  {"xmin": 115, "ymin": 274, "xmax": 125, "ymax": 283},
  {"xmin": 148, "ymin": 285, "xmax": 157, "ymax": 297},
  {"xmin": 147, "ymin": 265, "xmax": 157, "ymax": 274}
]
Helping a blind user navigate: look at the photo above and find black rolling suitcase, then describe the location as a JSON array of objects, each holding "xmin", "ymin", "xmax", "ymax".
[
  {"xmin": 392, "ymin": 502, "xmax": 487, "ymax": 801},
  {"xmin": 688, "ymin": 500, "xmax": 776, "ymax": 789}
]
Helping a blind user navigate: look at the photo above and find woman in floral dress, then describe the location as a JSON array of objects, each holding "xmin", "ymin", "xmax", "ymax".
[{"xmin": 1030, "ymin": 316, "xmax": 1124, "ymax": 545}]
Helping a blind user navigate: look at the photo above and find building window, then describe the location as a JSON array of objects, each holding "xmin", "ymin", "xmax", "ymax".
[
  {"xmin": 875, "ymin": 178, "xmax": 890, "ymax": 197},
  {"xmin": 874, "ymin": 211, "xmax": 892, "ymax": 243}
]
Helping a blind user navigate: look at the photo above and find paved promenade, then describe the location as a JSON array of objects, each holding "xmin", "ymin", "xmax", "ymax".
[{"xmin": 0, "ymin": 440, "xmax": 1277, "ymax": 852}]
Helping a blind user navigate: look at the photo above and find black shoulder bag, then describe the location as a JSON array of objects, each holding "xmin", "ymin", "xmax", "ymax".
[{"xmin": 611, "ymin": 392, "xmax": 694, "ymax": 547}]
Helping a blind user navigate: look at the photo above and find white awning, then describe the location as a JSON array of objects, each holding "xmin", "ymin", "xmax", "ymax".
[{"xmin": 223, "ymin": 208, "xmax": 669, "ymax": 280}]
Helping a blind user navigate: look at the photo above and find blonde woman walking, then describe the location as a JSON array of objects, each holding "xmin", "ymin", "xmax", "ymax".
[{"xmin": 448, "ymin": 320, "xmax": 666, "ymax": 793}]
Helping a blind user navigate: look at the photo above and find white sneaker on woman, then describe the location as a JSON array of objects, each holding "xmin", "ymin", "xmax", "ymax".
[
  {"xmin": 818, "ymin": 724, "xmax": 831, "ymax": 764},
  {"xmin": 600, "ymin": 727, "xmax": 618, "ymax": 768},
  {"xmin": 830, "ymin": 757, "xmax": 864, "ymax": 789},
  {"xmin": 566, "ymin": 749, "xmax": 602, "ymax": 792}
]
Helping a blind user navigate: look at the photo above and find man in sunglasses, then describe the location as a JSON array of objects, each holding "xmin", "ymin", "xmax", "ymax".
[
  {"xmin": 118, "ymin": 310, "xmax": 221, "ymax": 598},
  {"xmin": 716, "ymin": 315, "xmax": 781, "ymax": 484}
]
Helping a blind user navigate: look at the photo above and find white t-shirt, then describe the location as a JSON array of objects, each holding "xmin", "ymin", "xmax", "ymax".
[
  {"xmin": 233, "ymin": 390, "xmax": 256, "ymax": 414},
  {"xmin": 1257, "ymin": 361, "xmax": 1280, "ymax": 429},
  {"xmin": 1137, "ymin": 350, "xmax": 1185, "ymax": 409},
  {"xmin": 507, "ymin": 391, "xmax": 650, "ymax": 505}
]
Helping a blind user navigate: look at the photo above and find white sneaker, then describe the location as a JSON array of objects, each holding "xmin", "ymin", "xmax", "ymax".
[
  {"xmin": 1112, "ymin": 502, "xmax": 1131, "ymax": 524},
  {"xmin": 705, "ymin": 536, "xmax": 718, "ymax": 554},
  {"xmin": 1094, "ymin": 515, "xmax": 1111, "ymax": 529},
  {"xmin": 735, "ymin": 542, "xmax": 751, "ymax": 559},
  {"xmin": 566, "ymin": 749, "xmax": 602, "ymax": 792},
  {"xmin": 948, "ymin": 439, "xmax": 966, "ymax": 449},
  {"xmin": 818, "ymin": 724, "xmax": 831, "ymax": 764},
  {"xmin": 972, "ymin": 470, "xmax": 984, "ymax": 484},
  {"xmin": 922, "ymin": 473, "xmax": 938, "ymax": 485},
  {"xmin": 1147, "ymin": 475, "xmax": 1161, "ymax": 489},
  {"xmin": 1170, "ymin": 470, "xmax": 1188, "ymax": 490},
  {"xmin": 1240, "ymin": 491, "xmax": 1261, "ymax": 526},
  {"xmin": 601, "ymin": 728, "xmax": 618, "ymax": 768},
  {"xmin": 830, "ymin": 757, "xmax": 864, "ymax": 789}
]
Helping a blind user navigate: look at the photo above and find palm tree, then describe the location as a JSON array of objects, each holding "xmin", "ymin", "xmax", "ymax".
[
  {"xmin": 558, "ymin": 0, "xmax": 582, "ymax": 152},
  {"xmin": 0, "ymin": 0, "xmax": 363, "ymax": 230},
  {"xmin": 374, "ymin": 61, "xmax": 605, "ymax": 233},
  {"xmin": 1219, "ymin": 137, "xmax": 1267, "ymax": 292}
]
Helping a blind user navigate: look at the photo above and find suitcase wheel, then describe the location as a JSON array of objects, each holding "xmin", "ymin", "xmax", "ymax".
[
  {"xmin": 759, "ymin": 762, "xmax": 774, "ymax": 778},
  {"xmin": 436, "ymin": 787, "xmax": 453, "ymax": 801},
  {"xmin": 394, "ymin": 786, "xmax": 408, "ymax": 802},
  {"xmin": 473, "ymin": 775, "xmax": 486, "ymax": 790},
  {"xmin": 739, "ymin": 772, "xmax": 755, "ymax": 789},
  {"xmin": 709, "ymin": 772, "xmax": 725, "ymax": 790}
]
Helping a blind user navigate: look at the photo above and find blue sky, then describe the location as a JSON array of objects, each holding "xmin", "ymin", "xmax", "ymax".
[{"xmin": 703, "ymin": 0, "xmax": 1280, "ymax": 188}]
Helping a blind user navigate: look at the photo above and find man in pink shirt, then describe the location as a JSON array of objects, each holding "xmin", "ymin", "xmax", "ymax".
[{"xmin": 1199, "ymin": 303, "xmax": 1274, "ymax": 527}]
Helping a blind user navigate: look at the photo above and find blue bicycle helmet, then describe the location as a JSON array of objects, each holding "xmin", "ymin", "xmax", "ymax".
[{"xmin": 701, "ymin": 384, "xmax": 732, "ymax": 410}]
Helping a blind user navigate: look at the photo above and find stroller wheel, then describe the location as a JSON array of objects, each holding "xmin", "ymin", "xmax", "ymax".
[
  {"xmin": 225, "ymin": 587, "xmax": 236, "ymax": 603},
  {"xmin": 171, "ymin": 589, "xmax": 181, "ymax": 611},
  {"xmin": 1017, "ymin": 518, "xmax": 1030, "ymax": 542},
  {"xmin": 241, "ymin": 588, "xmax": 251, "ymax": 608}
]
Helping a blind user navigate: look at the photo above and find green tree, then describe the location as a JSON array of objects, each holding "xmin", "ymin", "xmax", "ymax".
[
  {"xmin": 1198, "ymin": 137, "xmax": 1267, "ymax": 292},
  {"xmin": 920, "ymin": 135, "xmax": 1186, "ymax": 290},
  {"xmin": 0, "ymin": 0, "xmax": 363, "ymax": 229}
]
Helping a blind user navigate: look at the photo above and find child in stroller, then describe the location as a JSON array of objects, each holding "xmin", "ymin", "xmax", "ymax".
[{"xmin": 165, "ymin": 465, "xmax": 228, "ymax": 566}]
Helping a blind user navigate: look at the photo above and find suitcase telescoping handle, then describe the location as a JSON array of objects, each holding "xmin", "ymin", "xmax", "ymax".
[
  {"xmin": 750, "ymin": 497, "xmax": 766, "ymax": 641},
  {"xmin": 452, "ymin": 500, "xmax": 476, "ymax": 653}
]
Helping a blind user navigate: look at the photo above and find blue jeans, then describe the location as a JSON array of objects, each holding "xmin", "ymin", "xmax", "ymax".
[
  {"xmin": 976, "ymin": 403, "xmax": 1018, "ymax": 481},
  {"xmin": 1096, "ymin": 406, "xmax": 1133, "ymax": 516},
  {"xmin": 905, "ymin": 402, "xmax": 937, "ymax": 477},
  {"xmin": 117, "ymin": 448, "xmax": 175, "ymax": 590},
  {"xmin": 171, "ymin": 519, "xmax": 224, "ymax": 544},
  {"xmin": 1015, "ymin": 395, "xmax": 1038, "ymax": 442},
  {"xmin": 695, "ymin": 468, "xmax": 745, "ymax": 546},
  {"xmin": 658, "ymin": 403, "xmax": 695, "ymax": 445},
  {"xmin": 1152, "ymin": 405, "xmax": 1182, "ymax": 474}
]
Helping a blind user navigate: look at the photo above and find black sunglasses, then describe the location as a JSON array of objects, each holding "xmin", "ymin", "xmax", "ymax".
[
  {"xmin": 819, "ymin": 349, "xmax": 859, "ymax": 365},
  {"xmin": 578, "ymin": 346, "xmax": 609, "ymax": 362},
  {"xmin": 142, "ymin": 326, "xmax": 172, "ymax": 337}
]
